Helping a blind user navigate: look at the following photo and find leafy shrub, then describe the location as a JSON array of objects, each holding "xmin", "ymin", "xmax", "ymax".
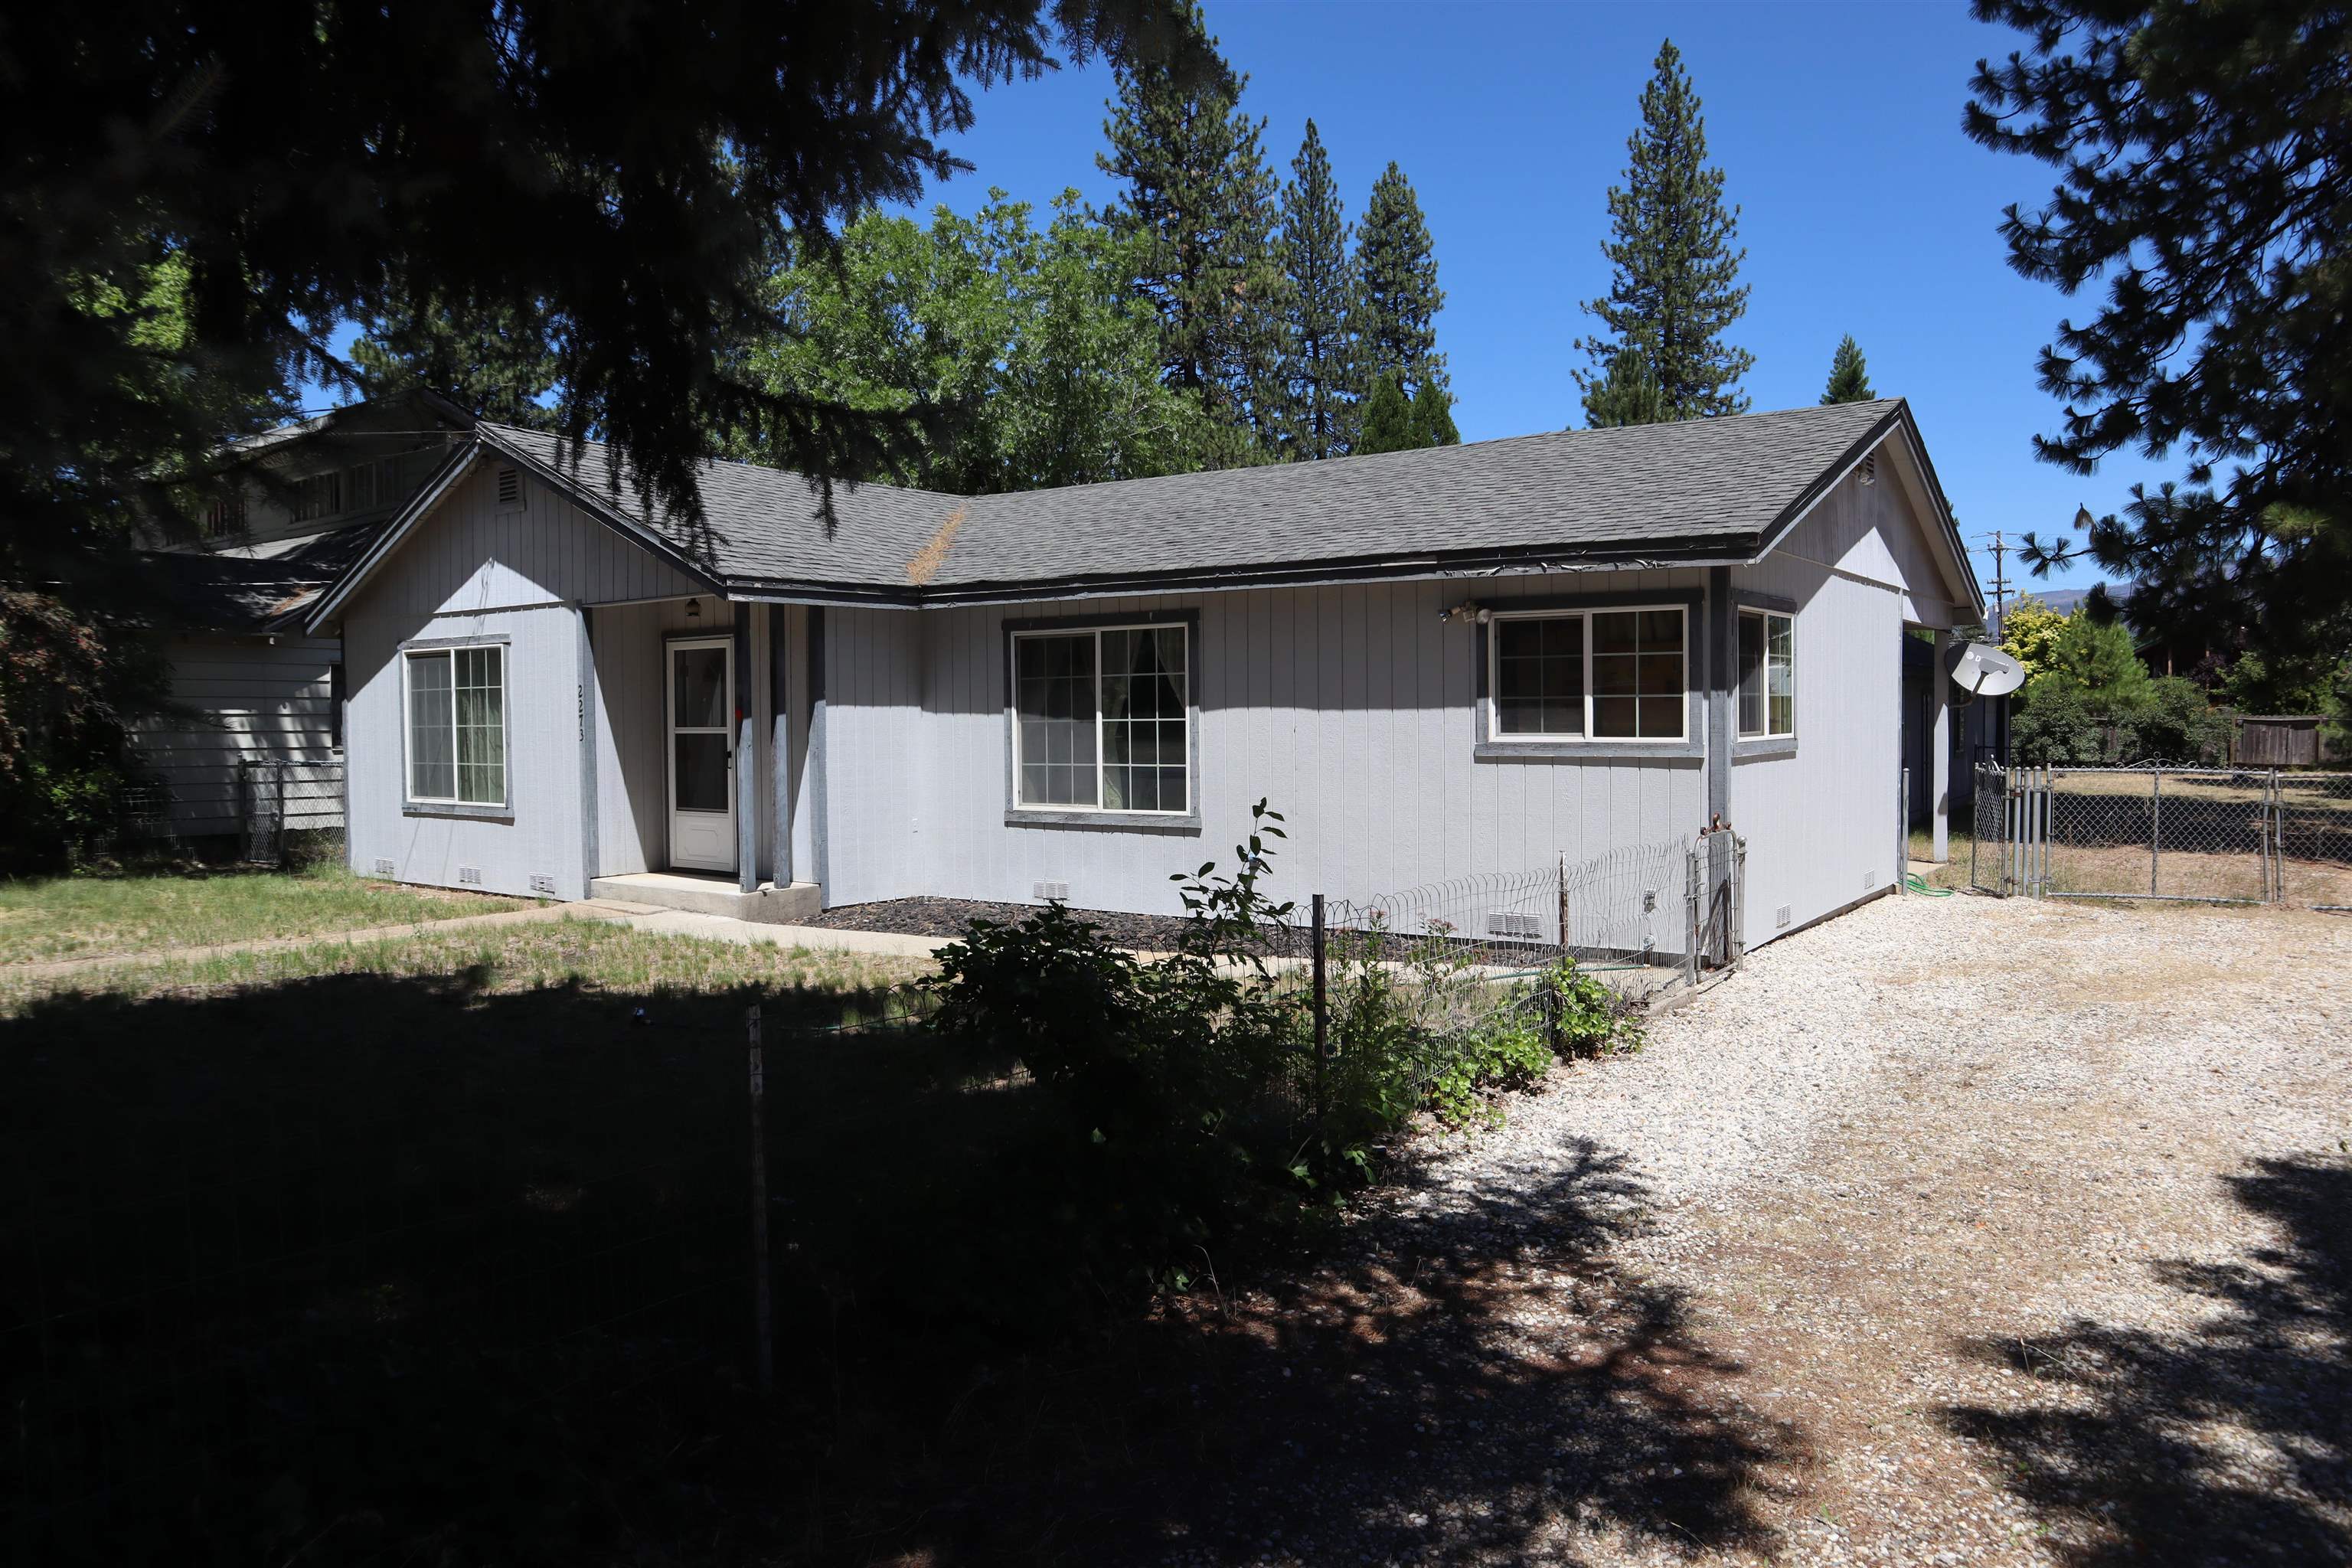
[
  {"xmin": 921, "ymin": 802, "xmax": 1306, "ymax": 1314},
  {"xmin": 1547, "ymin": 956, "xmax": 1645, "ymax": 1058}
]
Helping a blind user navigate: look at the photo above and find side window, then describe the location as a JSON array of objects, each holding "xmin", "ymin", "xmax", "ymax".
[{"xmin": 1737, "ymin": 609, "xmax": 1795, "ymax": 740}]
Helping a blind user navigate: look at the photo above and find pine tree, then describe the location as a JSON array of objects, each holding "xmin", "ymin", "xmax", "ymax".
[
  {"xmin": 1575, "ymin": 40, "xmax": 1753, "ymax": 426},
  {"xmin": 1354, "ymin": 162, "xmax": 1448, "ymax": 400},
  {"xmin": 351, "ymin": 293, "xmax": 564, "ymax": 428},
  {"xmin": 1820, "ymin": 335, "xmax": 1874, "ymax": 403},
  {"xmin": 1274, "ymin": 120, "xmax": 1360, "ymax": 460},
  {"xmin": 1970, "ymin": 0, "xmax": 2352, "ymax": 671},
  {"xmin": 1583, "ymin": 341, "xmax": 1668, "ymax": 428},
  {"xmin": 1356, "ymin": 372, "xmax": 1416, "ymax": 455},
  {"xmin": 1098, "ymin": 3, "xmax": 1285, "ymax": 454},
  {"xmin": 1410, "ymin": 377, "xmax": 1459, "ymax": 447}
]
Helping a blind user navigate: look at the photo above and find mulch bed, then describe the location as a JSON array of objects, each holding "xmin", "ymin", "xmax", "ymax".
[{"xmin": 803, "ymin": 895, "xmax": 1201, "ymax": 952}]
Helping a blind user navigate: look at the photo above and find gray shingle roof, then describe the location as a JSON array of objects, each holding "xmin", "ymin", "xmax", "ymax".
[{"xmin": 474, "ymin": 397, "xmax": 1921, "ymax": 604}]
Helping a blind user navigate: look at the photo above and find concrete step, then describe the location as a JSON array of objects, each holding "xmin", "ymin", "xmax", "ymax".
[{"xmin": 586, "ymin": 873, "xmax": 823, "ymax": 925}]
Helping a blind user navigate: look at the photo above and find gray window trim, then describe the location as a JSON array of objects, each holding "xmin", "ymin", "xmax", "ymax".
[
  {"xmin": 398, "ymin": 633, "xmax": 514, "ymax": 817},
  {"xmin": 1732, "ymin": 590, "xmax": 1799, "ymax": 760},
  {"xmin": 1001, "ymin": 608, "xmax": 1203, "ymax": 831},
  {"xmin": 1472, "ymin": 590, "xmax": 1707, "ymax": 762}
]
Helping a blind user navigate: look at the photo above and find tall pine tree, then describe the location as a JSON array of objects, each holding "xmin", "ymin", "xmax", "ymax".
[
  {"xmin": 1575, "ymin": 40, "xmax": 1753, "ymax": 426},
  {"xmin": 1821, "ymin": 335, "xmax": 1874, "ymax": 403},
  {"xmin": 1274, "ymin": 120, "xmax": 1360, "ymax": 460},
  {"xmin": 1097, "ymin": 3, "xmax": 1284, "ymax": 455},
  {"xmin": 1354, "ymin": 162, "xmax": 1448, "ymax": 401}
]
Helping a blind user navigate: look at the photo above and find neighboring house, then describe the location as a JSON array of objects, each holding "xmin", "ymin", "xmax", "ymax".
[
  {"xmin": 305, "ymin": 397, "xmax": 1984, "ymax": 953},
  {"xmin": 139, "ymin": 393, "xmax": 475, "ymax": 838}
]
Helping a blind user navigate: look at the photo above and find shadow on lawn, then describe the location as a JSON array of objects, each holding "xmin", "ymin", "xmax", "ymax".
[
  {"xmin": 1939, "ymin": 1154, "xmax": 2352, "ymax": 1566},
  {"xmin": 3, "ymin": 972, "xmax": 1793, "ymax": 1567}
]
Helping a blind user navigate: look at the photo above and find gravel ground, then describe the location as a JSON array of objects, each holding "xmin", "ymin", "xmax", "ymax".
[{"xmin": 1122, "ymin": 893, "xmax": 2352, "ymax": 1566}]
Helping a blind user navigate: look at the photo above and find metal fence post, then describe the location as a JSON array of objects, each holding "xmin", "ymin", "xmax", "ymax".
[
  {"xmin": 1684, "ymin": 844, "xmax": 1701, "ymax": 988},
  {"xmin": 2150, "ymin": 769, "xmax": 2161, "ymax": 896},
  {"xmin": 746, "ymin": 1004, "xmax": 773, "ymax": 1397},
  {"xmin": 1309, "ymin": 893, "xmax": 1328, "ymax": 1126}
]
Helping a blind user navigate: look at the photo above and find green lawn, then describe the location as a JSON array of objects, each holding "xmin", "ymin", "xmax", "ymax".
[{"xmin": 0, "ymin": 862, "xmax": 528, "ymax": 965}]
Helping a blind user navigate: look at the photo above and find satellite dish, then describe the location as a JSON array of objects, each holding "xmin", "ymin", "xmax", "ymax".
[{"xmin": 1945, "ymin": 640, "xmax": 2026, "ymax": 698}]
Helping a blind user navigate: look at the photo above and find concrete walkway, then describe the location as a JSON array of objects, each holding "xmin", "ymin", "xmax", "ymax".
[{"xmin": 5, "ymin": 899, "xmax": 956, "ymax": 982}]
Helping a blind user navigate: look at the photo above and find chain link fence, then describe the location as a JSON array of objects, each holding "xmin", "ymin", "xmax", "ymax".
[
  {"xmin": 237, "ymin": 755, "xmax": 346, "ymax": 866},
  {"xmin": 1971, "ymin": 763, "xmax": 2352, "ymax": 908}
]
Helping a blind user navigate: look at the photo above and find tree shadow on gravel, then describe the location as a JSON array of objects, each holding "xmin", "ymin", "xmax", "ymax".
[
  {"xmin": 880, "ymin": 1138, "xmax": 1802, "ymax": 1566},
  {"xmin": 1938, "ymin": 1154, "xmax": 2352, "ymax": 1566}
]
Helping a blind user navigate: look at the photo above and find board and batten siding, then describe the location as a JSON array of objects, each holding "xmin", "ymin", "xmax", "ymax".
[
  {"xmin": 1728, "ymin": 465, "xmax": 1965, "ymax": 949},
  {"xmin": 341, "ymin": 461, "xmax": 712, "ymax": 900},
  {"xmin": 137, "ymin": 633, "xmax": 342, "ymax": 836},
  {"xmin": 815, "ymin": 570, "xmax": 1711, "ymax": 918}
]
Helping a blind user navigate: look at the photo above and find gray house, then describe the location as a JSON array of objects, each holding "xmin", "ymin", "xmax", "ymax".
[{"xmin": 305, "ymin": 397, "xmax": 1983, "ymax": 952}]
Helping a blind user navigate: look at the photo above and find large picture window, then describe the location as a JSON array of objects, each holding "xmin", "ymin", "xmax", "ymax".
[
  {"xmin": 1737, "ymin": 609, "xmax": 1795, "ymax": 739},
  {"xmin": 1491, "ymin": 606, "xmax": 1687, "ymax": 741},
  {"xmin": 405, "ymin": 645, "xmax": 506, "ymax": 805},
  {"xmin": 1013, "ymin": 623, "xmax": 1190, "ymax": 814}
]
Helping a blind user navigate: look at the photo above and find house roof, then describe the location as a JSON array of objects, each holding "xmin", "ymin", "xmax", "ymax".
[
  {"xmin": 313, "ymin": 397, "xmax": 1982, "ymax": 625},
  {"xmin": 145, "ymin": 521, "xmax": 391, "ymax": 633}
]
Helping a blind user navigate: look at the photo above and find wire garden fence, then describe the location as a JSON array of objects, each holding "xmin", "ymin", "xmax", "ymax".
[{"xmin": 1971, "ymin": 763, "xmax": 2352, "ymax": 909}]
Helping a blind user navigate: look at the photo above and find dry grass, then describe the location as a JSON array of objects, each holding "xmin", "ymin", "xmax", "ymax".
[
  {"xmin": 0, "ymin": 913, "xmax": 932, "ymax": 1014},
  {"xmin": 0, "ymin": 862, "xmax": 525, "ymax": 965}
]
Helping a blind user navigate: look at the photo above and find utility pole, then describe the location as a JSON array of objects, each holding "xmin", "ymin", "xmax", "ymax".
[{"xmin": 1977, "ymin": 530, "xmax": 2013, "ymax": 640}]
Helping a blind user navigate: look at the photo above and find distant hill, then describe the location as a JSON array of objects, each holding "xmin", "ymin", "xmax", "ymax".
[{"xmin": 2010, "ymin": 585, "xmax": 2122, "ymax": 616}]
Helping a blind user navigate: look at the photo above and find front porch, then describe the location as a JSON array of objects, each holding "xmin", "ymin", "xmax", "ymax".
[{"xmin": 584, "ymin": 594, "xmax": 816, "ymax": 906}]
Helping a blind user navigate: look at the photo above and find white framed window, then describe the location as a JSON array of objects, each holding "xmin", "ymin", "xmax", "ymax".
[
  {"xmin": 403, "ymin": 644, "xmax": 507, "ymax": 806},
  {"xmin": 1011, "ymin": 622, "xmax": 1191, "ymax": 814},
  {"xmin": 1489, "ymin": 605, "xmax": 1688, "ymax": 742},
  {"xmin": 1737, "ymin": 609, "xmax": 1796, "ymax": 739}
]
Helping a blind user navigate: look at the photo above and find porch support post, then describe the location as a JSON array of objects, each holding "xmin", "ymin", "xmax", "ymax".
[
  {"xmin": 769, "ymin": 603, "xmax": 791, "ymax": 886},
  {"xmin": 734, "ymin": 612, "xmax": 756, "ymax": 893},
  {"xmin": 1706, "ymin": 566, "xmax": 1734, "ymax": 958},
  {"xmin": 808, "ymin": 606, "xmax": 828, "ymax": 908},
  {"xmin": 1930, "ymin": 629, "xmax": 1951, "ymax": 864},
  {"xmin": 576, "ymin": 605, "xmax": 599, "ymax": 896}
]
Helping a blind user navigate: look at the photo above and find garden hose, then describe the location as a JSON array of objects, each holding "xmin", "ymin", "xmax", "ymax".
[{"xmin": 1903, "ymin": 873, "xmax": 1955, "ymax": 897}]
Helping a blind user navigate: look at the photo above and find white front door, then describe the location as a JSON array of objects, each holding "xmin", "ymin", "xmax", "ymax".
[{"xmin": 668, "ymin": 636, "xmax": 736, "ymax": 873}]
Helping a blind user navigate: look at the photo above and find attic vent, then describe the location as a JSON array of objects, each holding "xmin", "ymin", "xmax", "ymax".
[
  {"xmin": 1858, "ymin": 453, "xmax": 1878, "ymax": 487},
  {"xmin": 495, "ymin": 466, "xmax": 522, "ymax": 508}
]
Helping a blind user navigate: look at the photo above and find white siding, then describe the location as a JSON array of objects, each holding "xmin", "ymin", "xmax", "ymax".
[
  {"xmin": 136, "ymin": 633, "xmax": 342, "ymax": 836},
  {"xmin": 344, "ymin": 604, "xmax": 583, "ymax": 900},
  {"xmin": 1730, "ymin": 466, "xmax": 1965, "ymax": 949},
  {"xmin": 363, "ymin": 462, "xmax": 707, "ymax": 618},
  {"xmin": 818, "ymin": 570, "xmax": 1710, "ymax": 917},
  {"xmin": 340, "ymin": 465, "xmax": 713, "ymax": 900}
]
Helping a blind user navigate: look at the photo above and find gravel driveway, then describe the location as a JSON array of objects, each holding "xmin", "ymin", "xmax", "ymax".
[{"xmin": 1129, "ymin": 893, "xmax": 2351, "ymax": 1567}]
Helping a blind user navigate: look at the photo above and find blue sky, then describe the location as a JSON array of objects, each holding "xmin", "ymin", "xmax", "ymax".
[{"xmin": 315, "ymin": 0, "xmax": 2158, "ymax": 605}]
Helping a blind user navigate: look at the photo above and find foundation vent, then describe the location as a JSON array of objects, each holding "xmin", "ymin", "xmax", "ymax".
[
  {"xmin": 1033, "ymin": 880, "xmax": 1069, "ymax": 902},
  {"xmin": 1488, "ymin": 911, "xmax": 1541, "ymax": 939},
  {"xmin": 458, "ymin": 865, "xmax": 483, "ymax": 886},
  {"xmin": 1775, "ymin": 904, "xmax": 1792, "ymax": 929},
  {"xmin": 1863, "ymin": 869, "xmax": 1876, "ymax": 890},
  {"xmin": 372, "ymin": 858, "xmax": 397, "ymax": 877},
  {"xmin": 529, "ymin": 874, "xmax": 557, "ymax": 895}
]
